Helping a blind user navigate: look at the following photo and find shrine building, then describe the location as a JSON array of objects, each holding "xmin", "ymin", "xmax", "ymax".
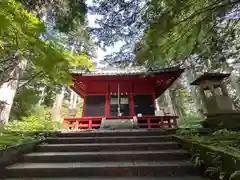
[{"xmin": 63, "ymin": 66, "xmax": 184, "ymax": 129}]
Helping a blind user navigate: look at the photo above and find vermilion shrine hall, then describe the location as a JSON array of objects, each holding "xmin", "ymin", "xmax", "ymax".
[{"xmin": 63, "ymin": 66, "xmax": 184, "ymax": 129}]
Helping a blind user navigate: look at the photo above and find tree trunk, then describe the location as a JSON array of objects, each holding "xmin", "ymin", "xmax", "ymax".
[
  {"xmin": 72, "ymin": 92, "xmax": 78, "ymax": 109},
  {"xmin": 176, "ymin": 90, "xmax": 186, "ymax": 117},
  {"xmin": 68, "ymin": 89, "xmax": 78, "ymax": 115},
  {"xmin": 222, "ymin": 62, "xmax": 240, "ymax": 97},
  {"xmin": 69, "ymin": 90, "xmax": 78, "ymax": 109},
  {"xmin": 171, "ymin": 79, "xmax": 186, "ymax": 117},
  {"xmin": 169, "ymin": 89, "xmax": 178, "ymax": 116},
  {"xmin": 0, "ymin": 55, "xmax": 27, "ymax": 124},
  {"xmin": 52, "ymin": 86, "xmax": 65, "ymax": 121},
  {"xmin": 164, "ymin": 89, "xmax": 175, "ymax": 115},
  {"xmin": 185, "ymin": 68, "xmax": 205, "ymax": 119},
  {"xmin": 38, "ymin": 86, "xmax": 46, "ymax": 106}
]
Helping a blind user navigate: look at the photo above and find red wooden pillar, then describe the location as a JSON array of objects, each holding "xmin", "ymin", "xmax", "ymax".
[
  {"xmin": 129, "ymin": 93, "xmax": 134, "ymax": 116},
  {"xmin": 129, "ymin": 81, "xmax": 135, "ymax": 116},
  {"xmin": 105, "ymin": 84, "xmax": 110, "ymax": 117},
  {"xmin": 147, "ymin": 118, "xmax": 151, "ymax": 128},
  {"xmin": 82, "ymin": 81, "xmax": 88, "ymax": 117},
  {"xmin": 105, "ymin": 94, "xmax": 110, "ymax": 117},
  {"xmin": 81, "ymin": 96, "xmax": 86, "ymax": 117}
]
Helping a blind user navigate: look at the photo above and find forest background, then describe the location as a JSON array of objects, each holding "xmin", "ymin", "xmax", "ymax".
[{"xmin": 0, "ymin": 0, "xmax": 240, "ymax": 131}]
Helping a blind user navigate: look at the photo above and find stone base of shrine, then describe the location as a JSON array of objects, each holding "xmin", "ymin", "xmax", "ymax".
[
  {"xmin": 100, "ymin": 118, "xmax": 138, "ymax": 129},
  {"xmin": 204, "ymin": 112, "xmax": 240, "ymax": 129}
]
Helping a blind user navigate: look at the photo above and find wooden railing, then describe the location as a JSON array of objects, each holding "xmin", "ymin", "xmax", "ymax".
[
  {"xmin": 62, "ymin": 115, "xmax": 178, "ymax": 129},
  {"xmin": 137, "ymin": 116, "xmax": 178, "ymax": 128},
  {"xmin": 62, "ymin": 116, "xmax": 103, "ymax": 129}
]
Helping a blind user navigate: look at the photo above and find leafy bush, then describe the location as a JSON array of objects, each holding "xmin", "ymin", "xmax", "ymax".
[
  {"xmin": 212, "ymin": 129, "xmax": 239, "ymax": 141},
  {"xmin": 177, "ymin": 128, "xmax": 201, "ymax": 136},
  {"xmin": 10, "ymin": 87, "xmax": 41, "ymax": 121},
  {"xmin": 7, "ymin": 115, "xmax": 60, "ymax": 132},
  {"xmin": 177, "ymin": 129, "xmax": 240, "ymax": 155},
  {"xmin": 174, "ymin": 135, "xmax": 240, "ymax": 180},
  {"xmin": 0, "ymin": 133, "xmax": 39, "ymax": 149},
  {"xmin": 178, "ymin": 115, "xmax": 203, "ymax": 128}
]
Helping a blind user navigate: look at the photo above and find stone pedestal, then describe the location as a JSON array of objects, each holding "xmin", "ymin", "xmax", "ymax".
[
  {"xmin": 203, "ymin": 112, "xmax": 240, "ymax": 129},
  {"xmin": 206, "ymin": 96, "xmax": 235, "ymax": 115},
  {"xmin": 100, "ymin": 118, "xmax": 138, "ymax": 129}
]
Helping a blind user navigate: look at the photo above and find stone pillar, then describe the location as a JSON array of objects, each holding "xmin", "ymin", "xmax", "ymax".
[
  {"xmin": 199, "ymin": 87, "xmax": 208, "ymax": 109},
  {"xmin": 207, "ymin": 83, "xmax": 216, "ymax": 97},
  {"xmin": 220, "ymin": 84, "xmax": 228, "ymax": 96}
]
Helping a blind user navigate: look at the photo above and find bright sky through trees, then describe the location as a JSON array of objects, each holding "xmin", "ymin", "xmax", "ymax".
[{"xmin": 86, "ymin": 0, "xmax": 122, "ymax": 66}]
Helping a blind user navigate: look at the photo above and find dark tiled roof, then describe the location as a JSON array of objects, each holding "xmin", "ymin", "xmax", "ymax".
[
  {"xmin": 71, "ymin": 66, "xmax": 183, "ymax": 76},
  {"xmin": 191, "ymin": 72, "xmax": 231, "ymax": 85}
]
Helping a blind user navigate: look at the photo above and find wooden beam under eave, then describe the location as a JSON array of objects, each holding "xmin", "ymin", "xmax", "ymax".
[{"xmin": 71, "ymin": 85, "xmax": 85, "ymax": 97}]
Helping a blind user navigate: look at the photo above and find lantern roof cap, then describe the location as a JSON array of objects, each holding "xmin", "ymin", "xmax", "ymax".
[{"xmin": 191, "ymin": 72, "xmax": 231, "ymax": 85}]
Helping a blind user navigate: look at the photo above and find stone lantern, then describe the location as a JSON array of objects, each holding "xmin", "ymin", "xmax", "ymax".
[{"xmin": 191, "ymin": 72, "xmax": 240, "ymax": 129}]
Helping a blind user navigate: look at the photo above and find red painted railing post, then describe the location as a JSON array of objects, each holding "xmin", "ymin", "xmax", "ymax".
[
  {"xmin": 62, "ymin": 119, "xmax": 67, "ymax": 129},
  {"xmin": 160, "ymin": 116, "xmax": 164, "ymax": 127},
  {"xmin": 147, "ymin": 118, "xmax": 151, "ymax": 128},
  {"xmin": 89, "ymin": 120, "xmax": 92, "ymax": 129},
  {"xmin": 75, "ymin": 120, "xmax": 78, "ymax": 129}
]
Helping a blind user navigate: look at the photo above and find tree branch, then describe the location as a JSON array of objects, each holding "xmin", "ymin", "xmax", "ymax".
[
  {"xmin": 174, "ymin": 0, "xmax": 239, "ymax": 28},
  {"xmin": 18, "ymin": 71, "xmax": 44, "ymax": 88}
]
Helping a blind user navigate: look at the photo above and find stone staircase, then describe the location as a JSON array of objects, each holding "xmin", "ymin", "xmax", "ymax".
[{"xmin": 2, "ymin": 129, "xmax": 209, "ymax": 179}]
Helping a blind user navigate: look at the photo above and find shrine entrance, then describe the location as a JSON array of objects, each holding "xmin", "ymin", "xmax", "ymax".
[
  {"xmin": 110, "ymin": 95, "xmax": 130, "ymax": 116},
  {"xmin": 134, "ymin": 95, "xmax": 155, "ymax": 116}
]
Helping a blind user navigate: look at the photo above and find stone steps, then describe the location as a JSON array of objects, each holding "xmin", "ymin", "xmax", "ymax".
[
  {"xmin": 2, "ymin": 129, "xmax": 209, "ymax": 179},
  {"xmin": 46, "ymin": 135, "xmax": 172, "ymax": 144},
  {"xmin": 4, "ymin": 161, "xmax": 198, "ymax": 178},
  {"xmin": 23, "ymin": 150, "xmax": 189, "ymax": 162},
  {"xmin": 4, "ymin": 176, "xmax": 208, "ymax": 180},
  {"xmin": 56, "ymin": 129, "xmax": 176, "ymax": 137},
  {"xmin": 36, "ymin": 142, "xmax": 180, "ymax": 152}
]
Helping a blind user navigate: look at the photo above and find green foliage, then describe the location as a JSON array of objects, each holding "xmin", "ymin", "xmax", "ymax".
[
  {"xmin": 20, "ymin": 0, "xmax": 86, "ymax": 32},
  {"xmin": 0, "ymin": 0, "xmax": 92, "ymax": 85},
  {"xmin": 0, "ymin": 0, "xmax": 44, "ymax": 60},
  {"xmin": 191, "ymin": 151, "xmax": 204, "ymax": 167},
  {"xmin": 212, "ymin": 129, "xmax": 239, "ymax": 141},
  {"xmin": 7, "ymin": 115, "xmax": 60, "ymax": 132},
  {"xmin": 0, "ymin": 133, "xmax": 38, "ymax": 149},
  {"xmin": 175, "ymin": 134, "xmax": 240, "ymax": 180},
  {"xmin": 135, "ymin": 0, "xmax": 239, "ymax": 65},
  {"xmin": 10, "ymin": 87, "xmax": 40, "ymax": 120},
  {"xmin": 89, "ymin": 0, "xmax": 240, "ymax": 67},
  {"xmin": 204, "ymin": 152, "xmax": 225, "ymax": 179},
  {"xmin": 230, "ymin": 170, "xmax": 240, "ymax": 180},
  {"xmin": 32, "ymin": 105, "xmax": 47, "ymax": 117},
  {"xmin": 88, "ymin": 0, "xmax": 146, "ymax": 64},
  {"xmin": 178, "ymin": 115, "xmax": 203, "ymax": 128},
  {"xmin": 54, "ymin": 0, "xmax": 87, "ymax": 32},
  {"xmin": 177, "ymin": 129, "xmax": 240, "ymax": 155},
  {"xmin": 177, "ymin": 128, "xmax": 200, "ymax": 136}
]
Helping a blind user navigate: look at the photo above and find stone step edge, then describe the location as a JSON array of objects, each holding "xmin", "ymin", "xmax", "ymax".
[
  {"xmin": 55, "ymin": 130, "xmax": 176, "ymax": 136},
  {"xmin": 4, "ymin": 176, "xmax": 209, "ymax": 180},
  {"xmin": 25, "ymin": 150, "xmax": 188, "ymax": 157},
  {"xmin": 39, "ymin": 141, "xmax": 178, "ymax": 147},
  {"xmin": 7, "ymin": 161, "xmax": 193, "ymax": 169},
  {"xmin": 47, "ymin": 135, "xmax": 172, "ymax": 140}
]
